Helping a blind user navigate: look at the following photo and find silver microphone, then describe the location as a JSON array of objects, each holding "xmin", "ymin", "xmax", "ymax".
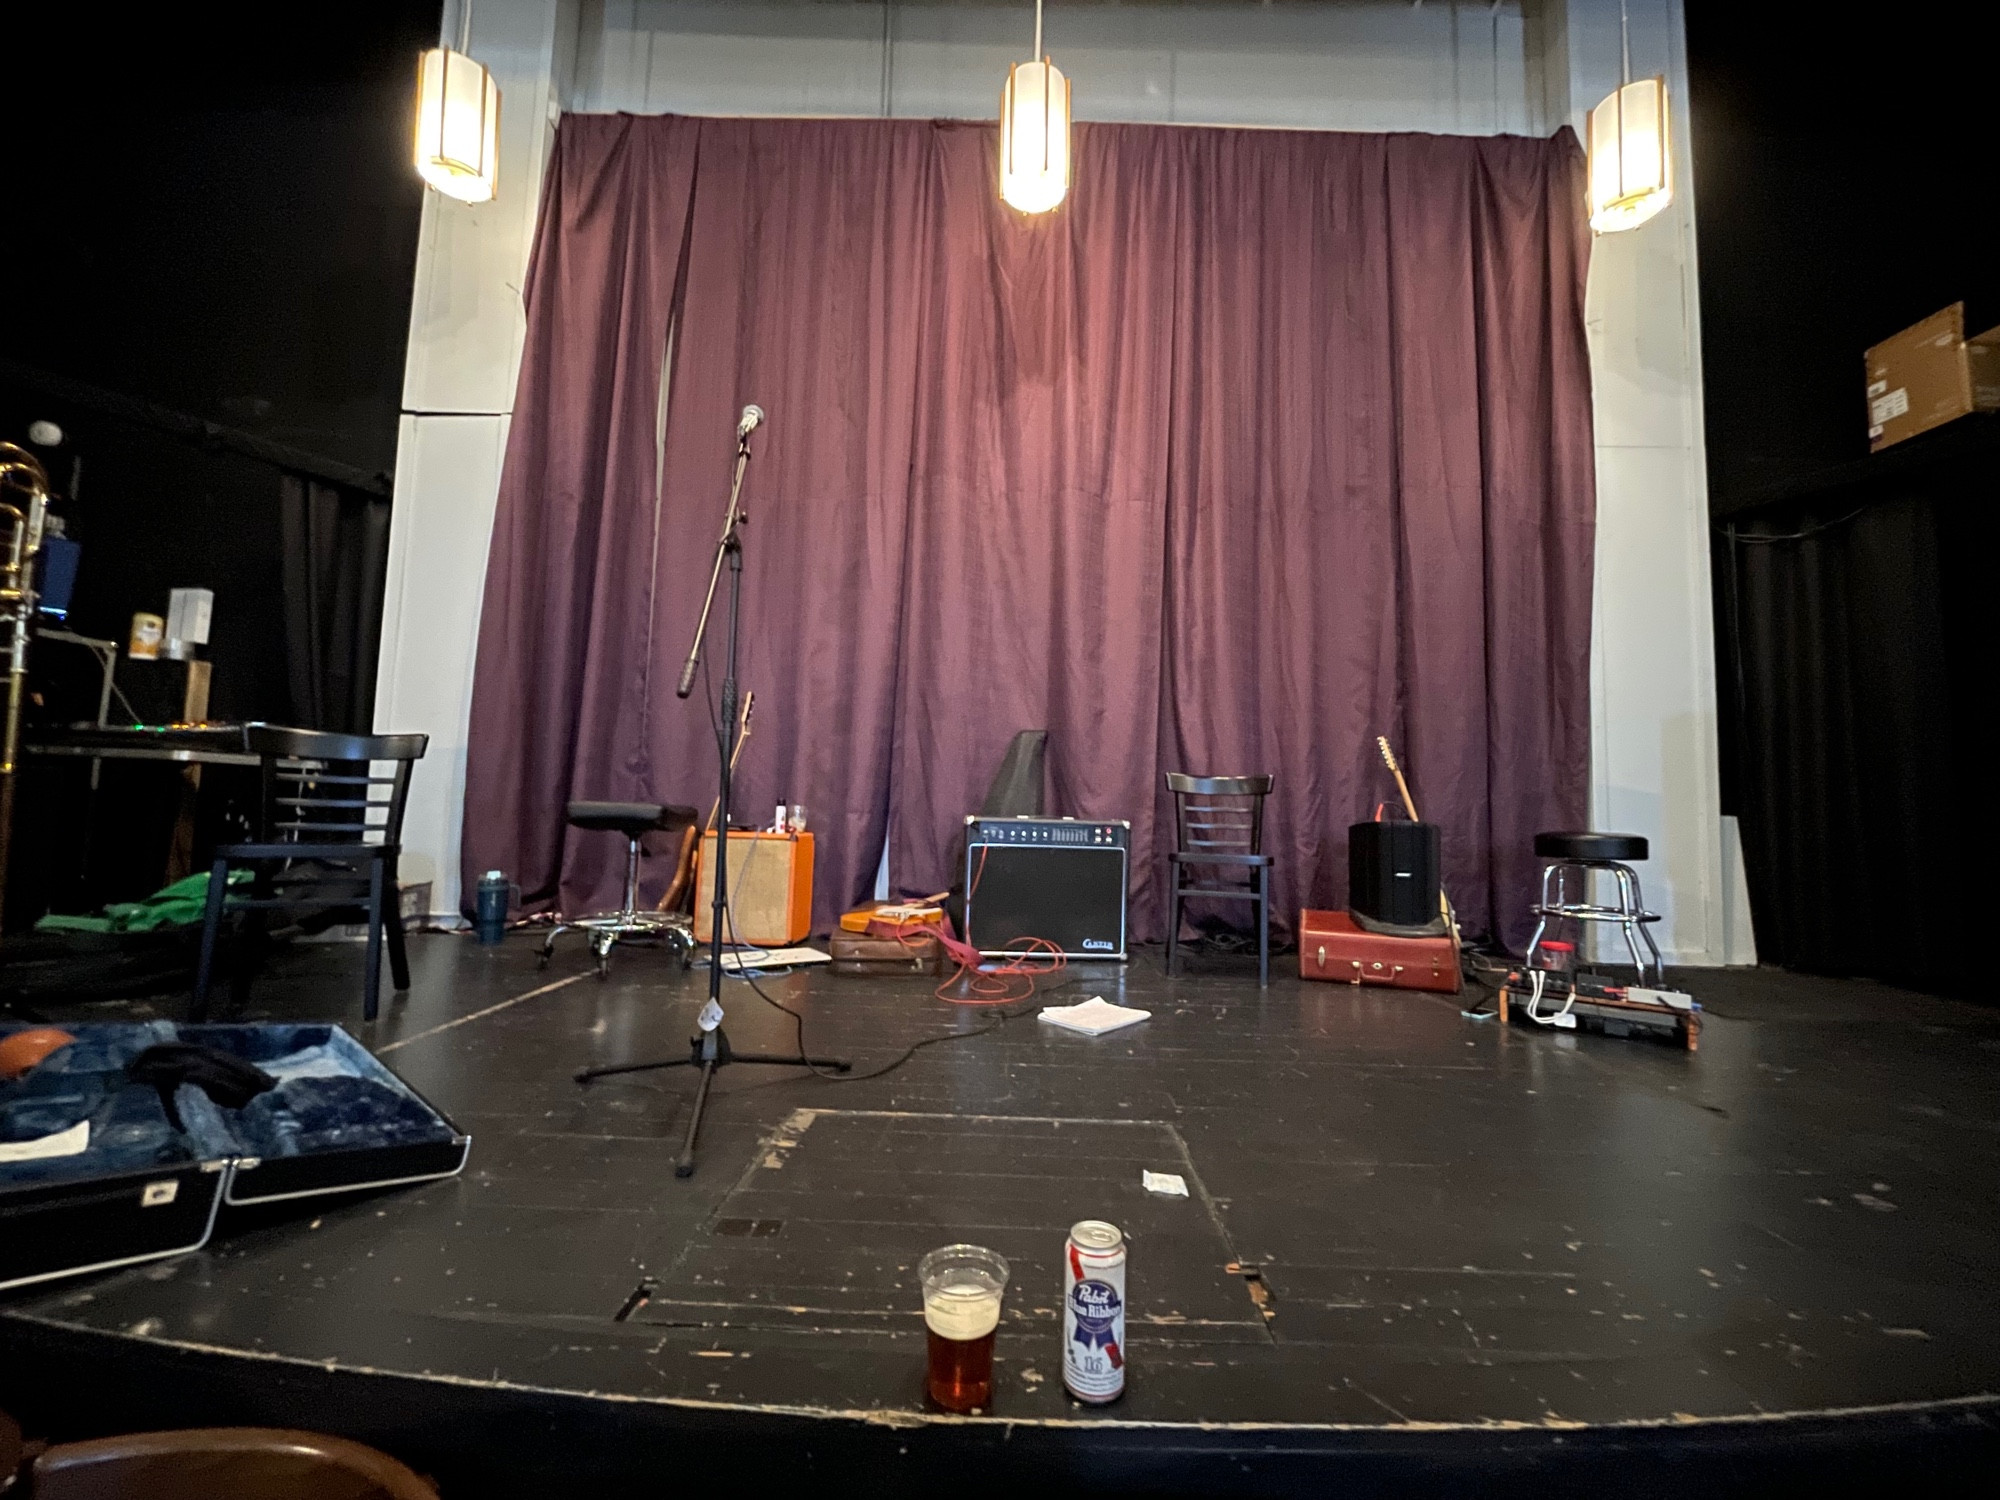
[{"xmin": 737, "ymin": 404, "xmax": 764, "ymax": 440}]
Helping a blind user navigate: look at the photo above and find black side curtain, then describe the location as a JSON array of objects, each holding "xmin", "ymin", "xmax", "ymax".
[
  {"xmin": 278, "ymin": 474, "xmax": 390, "ymax": 734},
  {"xmin": 1717, "ymin": 428, "xmax": 2000, "ymax": 998}
]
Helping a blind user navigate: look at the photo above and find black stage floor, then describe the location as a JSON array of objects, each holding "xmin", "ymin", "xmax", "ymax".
[{"xmin": 5, "ymin": 936, "xmax": 2000, "ymax": 1495}]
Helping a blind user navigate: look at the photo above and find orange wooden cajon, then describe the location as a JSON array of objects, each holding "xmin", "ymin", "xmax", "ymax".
[{"xmin": 693, "ymin": 831, "xmax": 814, "ymax": 946}]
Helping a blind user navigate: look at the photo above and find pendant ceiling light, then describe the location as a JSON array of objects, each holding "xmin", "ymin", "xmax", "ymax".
[
  {"xmin": 1587, "ymin": 0, "xmax": 1671, "ymax": 233},
  {"xmin": 999, "ymin": 0, "xmax": 1071, "ymax": 214},
  {"xmin": 415, "ymin": 0, "xmax": 501, "ymax": 204}
]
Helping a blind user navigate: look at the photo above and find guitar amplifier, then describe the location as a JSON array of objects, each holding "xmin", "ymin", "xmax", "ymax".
[
  {"xmin": 695, "ymin": 831, "xmax": 813, "ymax": 946},
  {"xmin": 963, "ymin": 817, "xmax": 1129, "ymax": 959}
]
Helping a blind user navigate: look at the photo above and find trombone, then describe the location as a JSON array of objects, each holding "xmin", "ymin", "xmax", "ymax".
[{"xmin": 0, "ymin": 439, "xmax": 54, "ymax": 932}]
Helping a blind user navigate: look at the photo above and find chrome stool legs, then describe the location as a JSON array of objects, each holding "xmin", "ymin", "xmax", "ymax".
[
  {"xmin": 1526, "ymin": 858, "xmax": 1664, "ymax": 989},
  {"xmin": 539, "ymin": 831, "xmax": 695, "ymax": 980}
]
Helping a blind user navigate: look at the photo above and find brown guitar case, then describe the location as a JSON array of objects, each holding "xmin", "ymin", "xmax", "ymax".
[
  {"xmin": 829, "ymin": 930, "xmax": 947, "ymax": 977},
  {"xmin": 1298, "ymin": 909, "xmax": 1461, "ymax": 993}
]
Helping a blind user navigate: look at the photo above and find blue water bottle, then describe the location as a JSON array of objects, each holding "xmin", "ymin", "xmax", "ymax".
[{"xmin": 474, "ymin": 870, "xmax": 511, "ymax": 945}]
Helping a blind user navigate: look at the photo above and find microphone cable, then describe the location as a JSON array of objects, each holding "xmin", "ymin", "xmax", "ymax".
[
  {"xmin": 715, "ymin": 846, "xmax": 1070, "ymax": 1078},
  {"xmin": 721, "ymin": 897, "xmax": 1046, "ymax": 1082},
  {"xmin": 911, "ymin": 845, "xmax": 1068, "ymax": 1004},
  {"xmin": 690, "ymin": 717, "xmax": 1068, "ymax": 1073}
]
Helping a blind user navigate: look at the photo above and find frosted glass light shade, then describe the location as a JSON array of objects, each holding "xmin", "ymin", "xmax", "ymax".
[
  {"xmin": 999, "ymin": 58, "xmax": 1071, "ymax": 214},
  {"xmin": 415, "ymin": 47, "xmax": 500, "ymax": 204},
  {"xmin": 1588, "ymin": 76, "xmax": 1671, "ymax": 233}
]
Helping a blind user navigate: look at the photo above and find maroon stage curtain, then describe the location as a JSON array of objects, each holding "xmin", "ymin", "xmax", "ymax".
[{"xmin": 462, "ymin": 114, "xmax": 1594, "ymax": 949}]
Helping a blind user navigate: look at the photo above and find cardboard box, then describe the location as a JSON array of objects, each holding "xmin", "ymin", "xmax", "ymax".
[
  {"xmin": 334, "ymin": 880, "xmax": 431, "ymax": 940},
  {"xmin": 1865, "ymin": 302, "xmax": 2000, "ymax": 452}
]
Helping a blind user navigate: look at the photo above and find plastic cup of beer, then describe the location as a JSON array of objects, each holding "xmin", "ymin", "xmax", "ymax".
[{"xmin": 918, "ymin": 1243, "xmax": 1009, "ymax": 1412}]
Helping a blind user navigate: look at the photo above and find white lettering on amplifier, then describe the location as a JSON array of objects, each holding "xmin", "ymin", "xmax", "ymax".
[{"xmin": 1082, "ymin": 938, "xmax": 1115, "ymax": 952}]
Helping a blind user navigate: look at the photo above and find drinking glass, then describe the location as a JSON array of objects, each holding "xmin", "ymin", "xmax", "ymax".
[{"xmin": 918, "ymin": 1244, "xmax": 1009, "ymax": 1412}]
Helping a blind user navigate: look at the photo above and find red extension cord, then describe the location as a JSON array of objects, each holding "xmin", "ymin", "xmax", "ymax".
[{"xmin": 889, "ymin": 846, "xmax": 1068, "ymax": 1005}]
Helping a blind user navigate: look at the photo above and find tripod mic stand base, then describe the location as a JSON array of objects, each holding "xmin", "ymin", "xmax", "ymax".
[{"xmin": 574, "ymin": 1027, "xmax": 850, "ymax": 1179}]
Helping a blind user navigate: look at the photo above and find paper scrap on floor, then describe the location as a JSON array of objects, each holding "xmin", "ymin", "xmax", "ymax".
[
  {"xmin": 1141, "ymin": 1169, "xmax": 1188, "ymax": 1198},
  {"xmin": 1038, "ymin": 996, "xmax": 1151, "ymax": 1036},
  {"xmin": 694, "ymin": 946, "xmax": 832, "ymax": 973}
]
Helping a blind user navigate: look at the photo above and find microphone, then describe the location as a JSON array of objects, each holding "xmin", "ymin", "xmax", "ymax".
[{"xmin": 737, "ymin": 404, "xmax": 764, "ymax": 441}]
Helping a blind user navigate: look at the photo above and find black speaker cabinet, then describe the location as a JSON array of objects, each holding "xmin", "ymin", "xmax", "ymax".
[
  {"xmin": 963, "ymin": 816, "xmax": 1129, "ymax": 959},
  {"xmin": 1348, "ymin": 819, "xmax": 1441, "ymax": 929}
]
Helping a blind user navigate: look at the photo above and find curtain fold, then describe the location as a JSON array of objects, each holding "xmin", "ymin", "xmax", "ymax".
[
  {"xmin": 462, "ymin": 113, "xmax": 1595, "ymax": 948},
  {"xmin": 890, "ymin": 122, "xmax": 1180, "ymax": 933},
  {"xmin": 278, "ymin": 473, "xmax": 390, "ymax": 734},
  {"xmin": 640, "ymin": 118, "xmax": 946, "ymax": 938},
  {"xmin": 462, "ymin": 114, "xmax": 700, "ymax": 907},
  {"xmin": 1721, "ymin": 474, "xmax": 1991, "ymax": 997}
]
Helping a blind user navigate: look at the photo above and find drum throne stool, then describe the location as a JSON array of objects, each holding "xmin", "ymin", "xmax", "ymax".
[{"xmin": 539, "ymin": 801, "xmax": 698, "ymax": 978}]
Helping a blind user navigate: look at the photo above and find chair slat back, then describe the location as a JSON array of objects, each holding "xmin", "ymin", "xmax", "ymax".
[
  {"xmin": 1166, "ymin": 772, "xmax": 1274, "ymax": 859},
  {"xmin": 248, "ymin": 725, "xmax": 428, "ymax": 849}
]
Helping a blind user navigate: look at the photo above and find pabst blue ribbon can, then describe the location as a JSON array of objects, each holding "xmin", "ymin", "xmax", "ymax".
[{"xmin": 1062, "ymin": 1219, "xmax": 1126, "ymax": 1403}]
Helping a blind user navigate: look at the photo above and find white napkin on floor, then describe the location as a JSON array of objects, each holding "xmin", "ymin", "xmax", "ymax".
[{"xmin": 1037, "ymin": 996, "xmax": 1151, "ymax": 1036}]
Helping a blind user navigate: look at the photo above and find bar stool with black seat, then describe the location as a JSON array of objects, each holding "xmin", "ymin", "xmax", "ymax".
[
  {"xmin": 194, "ymin": 727, "xmax": 428, "ymax": 1024},
  {"xmin": 538, "ymin": 801, "xmax": 698, "ymax": 979},
  {"xmin": 1164, "ymin": 772, "xmax": 1276, "ymax": 987},
  {"xmin": 1527, "ymin": 831, "xmax": 1664, "ymax": 987}
]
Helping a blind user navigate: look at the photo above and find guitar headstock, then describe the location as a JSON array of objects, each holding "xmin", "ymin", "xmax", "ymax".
[{"xmin": 1376, "ymin": 735, "xmax": 1400, "ymax": 774}]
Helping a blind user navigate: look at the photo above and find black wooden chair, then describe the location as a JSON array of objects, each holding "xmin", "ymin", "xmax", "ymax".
[
  {"xmin": 1164, "ymin": 772, "xmax": 1276, "ymax": 987},
  {"xmin": 193, "ymin": 726, "xmax": 428, "ymax": 1023}
]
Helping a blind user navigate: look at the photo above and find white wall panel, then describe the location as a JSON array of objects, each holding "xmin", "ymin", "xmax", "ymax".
[
  {"xmin": 380, "ymin": 0, "xmax": 575, "ymax": 919},
  {"xmin": 403, "ymin": 0, "xmax": 571, "ymax": 415},
  {"xmin": 377, "ymin": 414, "xmax": 510, "ymax": 917},
  {"xmin": 1562, "ymin": 0, "xmax": 1725, "ymax": 963},
  {"xmin": 576, "ymin": 1, "xmax": 1534, "ymax": 134}
]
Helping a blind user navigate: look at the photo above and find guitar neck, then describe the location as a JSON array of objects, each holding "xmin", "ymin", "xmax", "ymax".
[{"xmin": 706, "ymin": 696, "xmax": 755, "ymax": 832}]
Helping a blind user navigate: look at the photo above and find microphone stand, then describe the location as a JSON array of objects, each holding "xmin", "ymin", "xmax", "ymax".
[{"xmin": 575, "ymin": 415, "xmax": 847, "ymax": 1179}]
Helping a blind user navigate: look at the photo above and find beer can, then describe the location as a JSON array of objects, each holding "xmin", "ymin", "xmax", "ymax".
[{"xmin": 1062, "ymin": 1219, "xmax": 1126, "ymax": 1403}]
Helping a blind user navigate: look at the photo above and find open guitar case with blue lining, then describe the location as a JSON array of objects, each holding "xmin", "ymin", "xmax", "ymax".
[{"xmin": 1, "ymin": 1023, "xmax": 468, "ymax": 1291}]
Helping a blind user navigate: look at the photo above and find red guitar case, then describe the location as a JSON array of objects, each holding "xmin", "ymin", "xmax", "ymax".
[{"xmin": 1297, "ymin": 909, "xmax": 1460, "ymax": 993}]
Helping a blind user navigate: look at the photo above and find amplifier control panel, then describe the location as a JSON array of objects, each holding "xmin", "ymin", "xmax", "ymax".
[{"xmin": 966, "ymin": 817, "xmax": 1129, "ymax": 849}]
